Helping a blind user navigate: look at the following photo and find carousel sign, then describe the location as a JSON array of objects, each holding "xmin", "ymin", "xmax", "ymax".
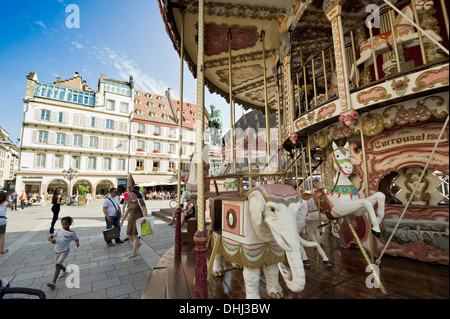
[{"xmin": 372, "ymin": 128, "xmax": 449, "ymax": 151}]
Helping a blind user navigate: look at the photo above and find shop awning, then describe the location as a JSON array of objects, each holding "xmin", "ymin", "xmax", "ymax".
[{"xmin": 132, "ymin": 174, "xmax": 184, "ymax": 187}]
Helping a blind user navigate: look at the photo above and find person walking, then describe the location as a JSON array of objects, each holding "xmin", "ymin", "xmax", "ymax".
[
  {"xmin": 50, "ymin": 188, "xmax": 64, "ymax": 234},
  {"xmin": 122, "ymin": 187, "xmax": 130, "ymax": 212},
  {"xmin": 47, "ymin": 216, "xmax": 79, "ymax": 290},
  {"xmin": 85, "ymin": 192, "xmax": 92, "ymax": 206},
  {"xmin": 0, "ymin": 191, "xmax": 14, "ymax": 255},
  {"xmin": 10, "ymin": 190, "xmax": 18, "ymax": 211},
  {"xmin": 103, "ymin": 188, "xmax": 124, "ymax": 247},
  {"xmin": 120, "ymin": 188, "xmax": 147, "ymax": 258},
  {"xmin": 19, "ymin": 190, "xmax": 27, "ymax": 210}
]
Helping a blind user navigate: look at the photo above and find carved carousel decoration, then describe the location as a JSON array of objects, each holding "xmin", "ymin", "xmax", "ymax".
[{"xmin": 156, "ymin": 0, "xmax": 449, "ymax": 299}]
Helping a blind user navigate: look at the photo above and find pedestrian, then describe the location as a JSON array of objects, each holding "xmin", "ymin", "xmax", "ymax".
[
  {"xmin": 103, "ymin": 188, "xmax": 124, "ymax": 247},
  {"xmin": 19, "ymin": 190, "xmax": 27, "ymax": 210},
  {"xmin": 0, "ymin": 191, "xmax": 14, "ymax": 255},
  {"xmin": 132, "ymin": 185, "xmax": 144, "ymax": 199},
  {"xmin": 47, "ymin": 216, "xmax": 79, "ymax": 290},
  {"xmin": 180, "ymin": 199, "xmax": 195, "ymax": 225},
  {"xmin": 85, "ymin": 192, "xmax": 92, "ymax": 206},
  {"xmin": 120, "ymin": 188, "xmax": 147, "ymax": 258},
  {"xmin": 122, "ymin": 187, "xmax": 130, "ymax": 212},
  {"xmin": 11, "ymin": 190, "xmax": 18, "ymax": 211},
  {"xmin": 50, "ymin": 187, "xmax": 63, "ymax": 234}
]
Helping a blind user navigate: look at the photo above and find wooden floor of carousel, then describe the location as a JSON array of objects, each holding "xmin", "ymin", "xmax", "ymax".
[{"xmin": 142, "ymin": 230, "xmax": 448, "ymax": 299}]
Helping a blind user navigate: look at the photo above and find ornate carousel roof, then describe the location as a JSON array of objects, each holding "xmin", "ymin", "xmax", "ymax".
[{"xmin": 158, "ymin": 0, "xmax": 372, "ymax": 112}]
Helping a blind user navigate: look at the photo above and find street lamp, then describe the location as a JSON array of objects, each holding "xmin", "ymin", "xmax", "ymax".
[{"xmin": 62, "ymin": 168, "xmax": 78, "ymax": 197}]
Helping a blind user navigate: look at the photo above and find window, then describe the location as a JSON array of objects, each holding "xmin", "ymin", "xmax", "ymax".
[
  {"xmin": 73, "ymin": 135, "xmax": 82, "ymax": 147},
  {"xmin": 137, "ymin": 141, "xmax": 145, "ymax": 151},
  {"xmin": 163, "ymin": 115, "xmax": 169, "ymax": 120},
  {"xmin": 90, "ymin": 117, "xmax": 96, "ymax": 128},
  {"xmin": 146, "ymin": 94, "xmax": 152, "ymax": 98},
  {"xmin": 89, "ymin": 136, "xmax": 98, "ymax": 148},
  {"xmin": 169, "ymin": 144, "xmax": 176, "ymax": 153},
  {"xmin": 160, "ymin": 104, "xmax": 166, "ymax": 110},
  {"xmin": 73, "ymin": 114, "xmax": 84, "ymax": 126},
  {"xmin": 153, "ymin": 142, "xmax": 160, "ymax": 152},
  {"xmin": 72, "ymin": 156, "xmax": 80, "ymax": 169},
  {"xmin": 136, "ymin": 100, "xmax": 141, "ymax": 105},
  {"xmin": 58, "ymin": 112, "xmax": 64, "ymax": 123},
  {"xmin": 106, "ymin": 119, "xmax": 114, "ymax": 130},
  {"xmin": 152, "ymin": 161, "xmax": 160, "ymax": 171},
  {"xmin": 118, "ymin": 159, "xmax": 126, "ymax": 171},
  {"xmin": 150, "ymin": 113, "xmax": 156, "ymax": 118},
  {"xmin": 137, "ymin": 110, "xmax": 143, "ymax": 116},
  {"xmin": 103, "ymin": 158, "xmax": 112, "ymax": 170},
  {"xmin": 54, "ymin": 155, "xmax": 63, "ymax": 168},
  {"xmin": 106, "ymin": 100, "xmax": 115, "ymax": 111},
  {"xmin": 120, "ymin": 102, "xmax": 129, "ymax": 113},
  {"xmin": 88, "ymin": 157, "xmax": 97, "ymax": 170},
  {"xmin": 138, "ymin": 123, "xmax": 145, "ymax": 133},
  {"xmin": 170, "ymin": 129, "xmax": 176, "ymax": 137},
  {"xmin": 157, "ymin": 96, "xmax": 163, "ymax": 101},
  {"xmin": 135, "ymin": 91, "xmax": 139, "ymax": 96},
  {"xmin": 136, "ymin": 160, "xmax": 144, "ymax": 171},
  {"xmin": 38, "ymin": 131, "xmax": 48, "ymax": 143},
  {"xmin": 35, "ymin": 154, "xmax": 46, "ymax": 168},
  {"xmin": 41, "ymin": 110, "xmax": 50, "ymax": 121},
  {"xmin": 56, "ymin": 133, "xmax": 66, "ymax": 145},
  {"xmin": 148, "ymin": 102, "xmax": 154, "ymax": 107},
  {"xmin": 154, "ymin": 126, "xmax": 161, "ymax": 135}
]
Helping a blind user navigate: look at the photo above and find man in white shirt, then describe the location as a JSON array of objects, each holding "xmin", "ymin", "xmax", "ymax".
[{"xmin": 103, "ymin": 188, "xmax": 124, "ymax": 246}]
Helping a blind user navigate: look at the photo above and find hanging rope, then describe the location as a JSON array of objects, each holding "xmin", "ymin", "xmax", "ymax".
[{"xmin": 375, "ymin": 115, "xmax": 449, "ymax": 266}]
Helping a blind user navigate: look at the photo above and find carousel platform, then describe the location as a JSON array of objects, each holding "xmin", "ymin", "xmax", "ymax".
[{"xmin": 142, "ymin": 230, "xmax": 449, "ymax": 299}]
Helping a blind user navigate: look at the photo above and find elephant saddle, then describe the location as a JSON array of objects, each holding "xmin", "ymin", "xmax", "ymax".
[{"xmin": 301, "ymin": 190, "xmax": 335, "ymax": 220}]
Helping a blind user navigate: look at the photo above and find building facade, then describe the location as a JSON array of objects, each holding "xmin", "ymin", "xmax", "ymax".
[
  {"xmin": 16, "ymin": 72, "xmax": 206, "ymax": 201},
  {"xmin": 0, "ymin": 126, "xmax": 19, "ymax": 190}
]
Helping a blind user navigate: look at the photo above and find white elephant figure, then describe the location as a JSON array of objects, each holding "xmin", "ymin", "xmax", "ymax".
[{"xmin": 211, "ymin": 184, "xmax": 316, "ymax": 299}]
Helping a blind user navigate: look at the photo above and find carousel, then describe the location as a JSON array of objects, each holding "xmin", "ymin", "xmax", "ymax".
[{"xmin": 147, "ymin": 0, "xmax": 449, "ymax": 299}]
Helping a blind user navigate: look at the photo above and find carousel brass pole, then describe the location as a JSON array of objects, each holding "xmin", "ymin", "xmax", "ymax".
[
  {"xmin": 322, "ymin": 50, "xmax": 329, "ymax": 99},
  {"xmin": 368, "ymin": 20, "xmax": 379, "ymax": 80},
  {"xmin": 350, "ymin": 31, "xmax": 360, "ymax": 87},
  {"xmin": 307, "ymin": 135, "xmax": 314, "ymax": 192},
  {"xmin": 359, "ymin": 116, "xmax": 373, "ymax": 263},
  {"xmin": 344, "ymin": 216, "xmax": 388, "ymax": 296},
  {"xmin": 228, "ymin": 31, "xmax": 236, "ymax": 174},
  {"xmin": 440, "ymin": 0, "xmax": 449, "ymax": 41},
  {"xmin": 194, "ymin": 0, "xmax": 208, "ymax": 299},
  {"xmin": 175, "ymin": 8, "xmax": 185, "ymax": 256},
  {"xmin": 300, "ymin": 142, "xmax": 306, "ymax": 193},
  {"xmin": 410, "ymin": 0, "xmax": 427, "ymax": 65},
  {"xmin": 387, "ymin": 0, "xmax": 402, "ymax": 73},
  {"xmin": 311, "ymin": 58, "xmax": 318, "ymax": 106},
  {"xmin": 261, "ymin": 30, "xmax": 271, "ymax": 168}
]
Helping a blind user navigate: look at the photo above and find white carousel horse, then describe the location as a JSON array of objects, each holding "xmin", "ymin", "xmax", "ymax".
[
  {"xmin": 350, "ymin": 0, "xmax": 442, "ymax": 81},
  {"xmin": 298, "ymin": 141, "xmax": 386, "ymax": 266}
]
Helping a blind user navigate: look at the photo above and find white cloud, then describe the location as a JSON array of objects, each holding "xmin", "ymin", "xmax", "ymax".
[
  {"xmin": 35, "ymin": 21, "xmax": 46, "ymax": 28},
  {"xmin": 71, "ymin": 41, "xmax": 84, "ymax": 49}
]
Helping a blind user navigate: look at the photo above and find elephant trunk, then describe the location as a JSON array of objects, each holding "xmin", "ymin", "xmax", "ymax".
[
  {"xmin": 279, "ymin": 244, "xmax": 306, "ymax": 292},
  {"xmin": 272, "ymin": 230, "xmax": 306, "ymax": 292}
]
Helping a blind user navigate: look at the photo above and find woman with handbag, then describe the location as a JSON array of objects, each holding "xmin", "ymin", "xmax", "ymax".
[{"xmin": 120, "ymin": 188, "xmax": 147, "ymax": 258}]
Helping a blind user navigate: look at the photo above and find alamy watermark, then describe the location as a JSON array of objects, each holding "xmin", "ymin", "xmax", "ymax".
[
  {"xmin": 65, "ymin": 4, "xmax": 80, "ymax": 29},
  {"xmin": 65, "ymin": 264, "xmax": 80, "ymax": 289},
  {"xmin": 365, "ymin": 264, "xmax": 381, "ymax": 289},
  {"xmin": 365, "ymin": 1, "xmax": 397, "ymax": 29}
]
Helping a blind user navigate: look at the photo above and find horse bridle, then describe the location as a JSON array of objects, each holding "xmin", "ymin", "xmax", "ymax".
[{"xmin": 329, "ymin": 148, "xmax": 351, "ymax": 194}]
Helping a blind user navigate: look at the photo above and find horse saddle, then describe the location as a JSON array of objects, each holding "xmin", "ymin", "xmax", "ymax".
[{"xmin": 301, "ymin": 190, "xmax": 335, "ymax": 220}]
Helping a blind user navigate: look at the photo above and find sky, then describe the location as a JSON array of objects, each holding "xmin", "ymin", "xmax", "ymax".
[{"xmin": 0, "ymin": 0, "xmax": 245, "ymax": 142}]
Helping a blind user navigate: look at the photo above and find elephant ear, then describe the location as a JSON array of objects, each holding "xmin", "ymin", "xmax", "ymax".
[{"xmin": 248, "ymin": 190, "xmax": 274, "ymax": 242}]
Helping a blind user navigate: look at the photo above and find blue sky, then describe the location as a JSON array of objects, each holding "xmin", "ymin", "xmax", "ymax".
[{"xmin": 0, "ymin": 0, "xmax": 241, "ymax": 142}]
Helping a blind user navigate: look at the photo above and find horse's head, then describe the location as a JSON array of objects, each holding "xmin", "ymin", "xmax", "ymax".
[
  {"xmin": 331, "ymin": 142, "xmax": 353, "ymax": 176},
  {"xmin": 410, "ymin": 0, "xmax": 434, "ymax": 12}
]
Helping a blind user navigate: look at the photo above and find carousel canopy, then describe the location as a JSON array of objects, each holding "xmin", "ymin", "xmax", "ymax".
[{"xmin": 159, "ymin": 0, "xmax": 370, "ymax": 113}]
